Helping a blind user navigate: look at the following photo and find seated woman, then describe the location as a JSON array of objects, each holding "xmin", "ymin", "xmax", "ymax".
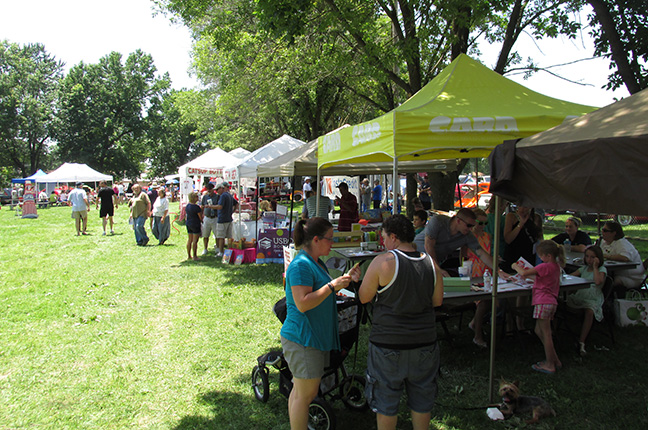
[
  {"xmin": 566, "ymin": 245, "xmax": 607, "ymax": 356},
  {"xmin": 600, "ymin": 221, "xmax": 645, "ymax": 295},
  {"xmin": 551, "ymin": 216, "xmax": 591, "ymax": 252}
]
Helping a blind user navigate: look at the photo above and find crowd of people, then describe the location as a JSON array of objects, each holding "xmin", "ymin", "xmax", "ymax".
[{"xmin": 281, "ymin": 180, "xmax": 646, "ymax": 428}]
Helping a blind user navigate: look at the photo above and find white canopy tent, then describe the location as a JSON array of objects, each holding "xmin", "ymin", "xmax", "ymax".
[
  {"xmin": 229, "ymin": 147, "xmax": 252, "ymax": 160},
  {"xmin": 232, "ymin": 135, "xmax": 308, "ymax": 179},
  {"xmin": 178, "ymin": 147, "xmax": 242, "ymax": 179},
  {"xmin": 43, "ymin": 163, "xmax": 113, "ymax": 183}
]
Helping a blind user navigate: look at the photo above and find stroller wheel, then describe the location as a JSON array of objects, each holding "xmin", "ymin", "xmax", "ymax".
[
  {"xmin": 251, "ymin": 365, "xmax": 270, "ymax": 403},
  {"xmin": 308, "ymin": 397, "xmax": 336, "ymax": 430},
  {"xmin": 340, "ymin": 375, "xmax": 368, "ymax": 410}
]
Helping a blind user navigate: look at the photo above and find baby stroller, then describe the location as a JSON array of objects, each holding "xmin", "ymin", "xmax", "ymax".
[{"xmin": 251, "ymin": 294, "xmax": 367, "ymax": 430}]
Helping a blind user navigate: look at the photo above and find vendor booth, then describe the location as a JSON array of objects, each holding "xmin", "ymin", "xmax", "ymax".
[{"xmin": 313, "ymin": 53, "xmax": 599, "ymax": 401}]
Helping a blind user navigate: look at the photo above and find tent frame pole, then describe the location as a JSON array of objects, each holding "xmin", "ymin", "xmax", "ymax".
[{"xmin": 488, "ymin": 195, "xmax": 501, "ymax": 403}]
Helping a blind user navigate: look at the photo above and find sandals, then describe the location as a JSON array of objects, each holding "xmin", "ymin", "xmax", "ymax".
[{"xmin": 531, "ymin": 363, "xmax": 555, "ymax": 374}]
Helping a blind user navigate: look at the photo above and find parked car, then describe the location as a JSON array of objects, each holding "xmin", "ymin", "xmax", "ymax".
[{"xmin": 0, "ymin": 188, "xmax": 13, "ymax": 205}]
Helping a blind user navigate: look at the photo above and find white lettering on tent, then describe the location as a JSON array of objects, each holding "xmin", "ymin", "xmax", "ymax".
[
  {"xmin": 322, "ymin": 133, "xmax": 341, "ymax": 154},
  {"xmin": 352, "ymin": 122, "xmax": 380, "ymax": 146},
  {"xmin": 429, "ymin": 116, "xmax": 519, "ymax": 132}
]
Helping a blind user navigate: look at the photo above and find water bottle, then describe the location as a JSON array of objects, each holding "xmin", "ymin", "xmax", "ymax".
[
  {"xmin": 483, "ymin": 269, "xmax": 491, "ymax": 292},
  {"xmin": 563, "ymin": 238, "xmax": 571, "ymax": 253}
]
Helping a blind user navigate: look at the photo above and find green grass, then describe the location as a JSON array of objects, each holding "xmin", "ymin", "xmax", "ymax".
[{"xmin": 1, "ymin": 204, "xmax": 648, "ymax": 429}]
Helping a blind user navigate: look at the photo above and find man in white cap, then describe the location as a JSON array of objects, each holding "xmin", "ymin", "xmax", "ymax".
[
  {"xmin": 214, "ymin": 182, "xmax": 238, "ymax": 257},
  {"xmin": 68, "ymin": 181, "xmax": 90, "ymax": 236},
  {"xmin": 201, "ymin": 182, "xmax": 220, "ymax": 255}
]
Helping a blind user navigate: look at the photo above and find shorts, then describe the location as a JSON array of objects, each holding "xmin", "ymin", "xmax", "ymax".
[
  {"xmin": 202, "ymin": 217, "xmax": 218, "ymax": 238},
  {"xmin": 533, "ymin": 303, "xmax": 557, "ymax": 320},
  {"xmin": 99, "ymin": 207, "xmax": 114, "ymax": 218},
  {"xmin": 186, "ymin": 224, "xmax": 201, "ymax": 235},
  {"xmin": 72, "ymin": 210, "xmax": 87, "ymax": 220},
  {"xmin": 281, "ymin": 336, "xmax": 329, "ymax": 379},
  {"xmin": 216, "ymin": 222, "xmax": 233, "ymax": 239},
  {"xmin": 365, "ymin": 342, "xmax": 439, "ymax": 416}
]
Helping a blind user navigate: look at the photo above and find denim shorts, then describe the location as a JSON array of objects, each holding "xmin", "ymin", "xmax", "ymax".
[
  {"xmin": 365, "ymin": 342, "xmax": 440, "ymax": 416},
  {"xmin": 281, "ymin": 336, "xmax": 329, "ymax": 380}
]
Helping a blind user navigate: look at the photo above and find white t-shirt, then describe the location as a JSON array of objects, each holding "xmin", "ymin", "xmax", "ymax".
[
  {"xmin": 68, "ymin": 188, "xmax": 87, "ymax": 211},
  {"xmin": 152, "ymin": 197, "xmax": 169, "ymax": 217}
]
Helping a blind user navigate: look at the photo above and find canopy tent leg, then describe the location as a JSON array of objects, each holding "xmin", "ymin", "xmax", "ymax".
[
  {"xmin": 288, "ymin": 175, "xmax": 296, "ymax": 242},
  {"xmin": 488, "ymin": 195, "xmax": 501, "ymax": 403}
]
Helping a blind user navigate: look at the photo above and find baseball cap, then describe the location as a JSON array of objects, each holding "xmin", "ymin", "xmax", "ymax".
[{"xmin": 336, "ymin": 182, "xmax": 348, "ymax": 189}]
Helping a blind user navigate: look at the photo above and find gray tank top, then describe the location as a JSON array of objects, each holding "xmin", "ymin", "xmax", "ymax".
[{"xmin": 369, "ymin": 249, "xmax": 437, "ymax": 348}]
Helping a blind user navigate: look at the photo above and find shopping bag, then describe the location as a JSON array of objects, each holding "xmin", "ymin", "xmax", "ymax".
[{"xmin": 614, "ymin": 290, "xmax": 648, "ymax": 327}]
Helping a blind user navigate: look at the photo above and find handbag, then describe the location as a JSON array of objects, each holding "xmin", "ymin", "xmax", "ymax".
[{"xmin": 614, "ymin": 290, "xmax": 648, "ymax": 327}]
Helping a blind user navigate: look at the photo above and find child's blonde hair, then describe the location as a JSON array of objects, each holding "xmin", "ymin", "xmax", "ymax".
[
  {"xmin": 536, "ymin": 240, "xmax": 566, "ymax": 268},
  {"xmin": 188, "ymin": 191, "xmax": 199, "ymax": 204}
]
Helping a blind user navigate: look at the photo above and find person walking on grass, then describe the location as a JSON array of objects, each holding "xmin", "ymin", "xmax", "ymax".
[
  {"xmin": 68, "ymin": 181, "xmax": 89, "ymax": 236},
  {"xmin": 512, "ymin": 240, "xmax": 564, "ymax": 374},
  {"xmin": 185, "ymin": 191, "xmax": 203, "ymax": 261},
  {"xmin": 96, "ymin": 180, "xmax": 117, "ymax": 235},
  {"xmin": 151, "ymin": 188, "xmax": 170, "ymax": 245},
  {"xmin": 129, "ymin": 184, "xmax": 151, "ymax": 246}
]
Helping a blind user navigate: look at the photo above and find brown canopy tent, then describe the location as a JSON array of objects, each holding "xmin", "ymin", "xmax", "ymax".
[{"xmin": 489, "ymin": 87, "xmax": 648, "ymax": 217}]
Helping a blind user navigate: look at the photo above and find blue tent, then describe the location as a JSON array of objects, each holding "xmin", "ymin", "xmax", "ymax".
[{"xmin": 11, "ymin": 169, "xmax": 48, "ymax": 184}]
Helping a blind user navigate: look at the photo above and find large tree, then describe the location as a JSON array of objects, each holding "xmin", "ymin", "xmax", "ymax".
[
  {"xmin": 146, "ymin": 89, "xmax": 204, "ymax": 177},
  {"xmin": 588, "ymin": 0, "xmax": 647, "ymax": 94},
  {"xmin": 158, "ymin": 0, "xmax": 593, "ymax": 210},
  {"xmin": 54, "ymin": 50, "xmax": 171, "ymax": 179},
  {"xmin": 0, "ymin": 41, "xmax": 62, "ymax": 178}
]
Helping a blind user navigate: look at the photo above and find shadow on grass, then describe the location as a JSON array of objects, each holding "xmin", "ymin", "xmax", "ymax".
[{"xmin": 172, "ymin": 389, "xmax": 289, "ymax": 430}]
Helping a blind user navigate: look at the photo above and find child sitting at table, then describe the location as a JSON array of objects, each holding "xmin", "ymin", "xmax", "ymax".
[
  {"xmin": 566, "ymin": 245, "xmax": 607, "ymax": 356},
  {"xmin": 512, "ymin": 240, "xmax": 565, "ymax": 374}
]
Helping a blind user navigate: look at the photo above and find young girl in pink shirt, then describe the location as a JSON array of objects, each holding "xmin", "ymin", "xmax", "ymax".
[{"xmin": 512, "ymin": 240, "xmax": 565, "ymax": 374}]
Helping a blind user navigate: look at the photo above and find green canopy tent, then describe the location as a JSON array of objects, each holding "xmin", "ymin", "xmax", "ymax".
[
  {"xmin": 316, "ymin": 53, "xmax": 598, "ymax": 401},
  {"xmin": 317, "ymin": 54, "xmax": 595, "ymax": 170}
]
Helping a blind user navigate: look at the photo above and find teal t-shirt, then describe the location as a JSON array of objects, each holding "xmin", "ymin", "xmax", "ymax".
[{"xmin": 280, "ymin": 250, "xmax": 340, "ymax": 351}]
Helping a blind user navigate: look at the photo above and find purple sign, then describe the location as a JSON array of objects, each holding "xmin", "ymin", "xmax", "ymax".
[{"xmin": 257, "ymin": 228, "xmax": 290, "ymax": 262}]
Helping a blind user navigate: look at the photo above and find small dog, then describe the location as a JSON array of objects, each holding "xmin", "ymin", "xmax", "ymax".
[{"xmin": 498, "ymin": 379, "xmax": 556, "ymax": 424}]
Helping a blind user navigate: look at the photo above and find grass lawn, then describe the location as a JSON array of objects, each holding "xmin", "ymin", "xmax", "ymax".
[{"xmin": 1, "ymin": 204, "xmax": 648, "ymax": 429}]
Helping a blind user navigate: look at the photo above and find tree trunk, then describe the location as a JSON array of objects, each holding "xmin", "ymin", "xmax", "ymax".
[{"xmin": 589, "ymin": 0, "xmax": 642, "ymax": 94}]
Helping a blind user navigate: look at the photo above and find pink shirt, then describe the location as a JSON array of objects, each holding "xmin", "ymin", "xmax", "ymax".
[{"xmin": 531, "ymin": 262, "xmax": 561, "ymax": 306}]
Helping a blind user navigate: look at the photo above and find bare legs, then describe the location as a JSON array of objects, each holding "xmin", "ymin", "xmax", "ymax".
[
  {"xmin": 534, "ymin": 319, "xmax": 561, "ymax": 372},
  {"xmin": 187, "ymin": 233, "xmax": 200, "ymax": 260},
  {"xmin": 288, "ymin": 377, "xmax": 320, "ymax": 429},
  {"xmin": 376, "ymin": 410, "xmax": 431, "ymax": 430},
  {"xmin": 469, "ymin": 300, "xmax": 489, "ymax": 347}
]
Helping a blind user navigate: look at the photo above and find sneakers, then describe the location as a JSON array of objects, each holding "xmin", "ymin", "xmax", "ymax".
[
  {"xmin": 110, "ymin": 230, "xmax": 114, "ymax": 235},
  {"xmin": 102, "ymin": 231, "xmax": 106, "ymax": 236},
  {"xmin": 215, "ymin": 251, "xmax": 223, "ymax": 258},
  {"xmin": 579, "ymin": 342, "xmax": 587, "ymax": 356},
  {"xmin": 201, "ymin": 249, "xmax": 208, "ymax": 256}
]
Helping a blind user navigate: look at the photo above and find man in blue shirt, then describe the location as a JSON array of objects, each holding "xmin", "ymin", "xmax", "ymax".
[
  {"xmin": 214, "ymin": 182, "xmax": 238, "ymax": 257},
  {"xmin": 372, "ymin": 180, "xmax": 382, "ymax": 209}
]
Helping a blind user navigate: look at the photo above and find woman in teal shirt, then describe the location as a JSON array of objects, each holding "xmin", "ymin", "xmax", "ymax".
[{"xmin": 280, "ymin": 217, "xmax": 360, "ymax": 429}]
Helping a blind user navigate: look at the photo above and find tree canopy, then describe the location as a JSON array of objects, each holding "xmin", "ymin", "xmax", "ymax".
[
  {"xmin": 53, "ymin": 50, "xmax": 172, "ymax": 179},
  {"xmin": 0, "ymin": 41, "xmax": 62, "ymax": 178}
]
